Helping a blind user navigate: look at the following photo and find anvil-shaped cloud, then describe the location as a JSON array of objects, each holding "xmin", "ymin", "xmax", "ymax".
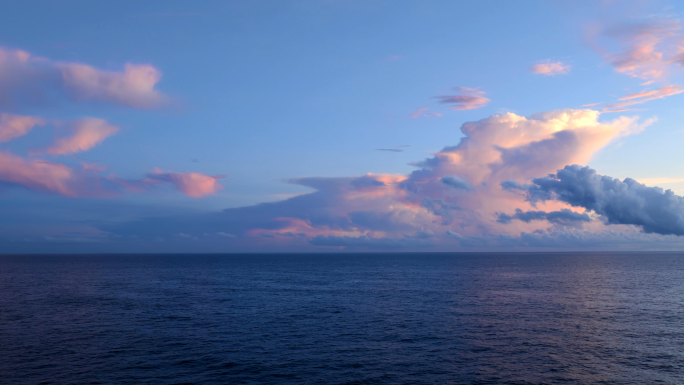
[{"xmin": 103, "ymin": 108, "xmax": 669, "ymax": 250}]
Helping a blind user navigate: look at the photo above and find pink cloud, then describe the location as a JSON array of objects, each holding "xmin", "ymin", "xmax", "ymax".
[
  {"xmin": 604, "ymin": 85, "xmax": 684, "ymax": 110},
  {"xmin": 588, "ymin": 20, "xmax": 684, "ymax": 110},
  {"xmin": 0, "ymin": 113, "xmax": 45, "ymax": 143},
  {"xmin": 189, "ymin": 109, "xmax": 648, "ymax": 247},
  {"xmin": 146, "ymin": 169, "xmax": 228, "ymax": 198},
  {"xmin": 58, "ymin": 63, "xmax": 166, "ymax": 109},
  {"xmin": 43, "ymin": 118, "xmax": 119, "ymax": 155},
  {"xmin": 81, "ymin": 162, "xmax": 107, "ymax": 173},
  {"xmin": 0, "ymin": 150, "xmax": 111, "ymax": 197},
  {"xmin": 410, "ymin": 107, "xmax": 442, "ymax": 118},
  {"xmin": 435, "ymin": 87, "xmax": 490, "ymax": 110},
  {"xmin": 531, "ymin": 60, "xmax": 571, "ymax": 76},
  {"xmin": 594, "ymin": 19, "xmax": 682, "ymax": 81},
  {"xmin": 0, "ymin": 46, "xmax": 168, "ymax": 109},
  {"xmin": 0, "ymin": 151, "xmax": 227, "ymax": 198}
]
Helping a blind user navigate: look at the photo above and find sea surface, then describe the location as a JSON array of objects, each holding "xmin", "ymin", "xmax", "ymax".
[{"xmin": 1, "ymin": 253, "xmax": 684, "ymax": 384}]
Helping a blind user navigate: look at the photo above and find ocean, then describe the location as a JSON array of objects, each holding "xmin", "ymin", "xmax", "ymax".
[{"xmin": 1, "ymin": 253, "xmax": 683, "ymax": 384}]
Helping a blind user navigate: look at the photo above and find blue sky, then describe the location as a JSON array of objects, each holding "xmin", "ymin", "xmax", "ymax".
[{"xmin": 2, "ymin": 0, "xmax": 684, "ymax": 252}]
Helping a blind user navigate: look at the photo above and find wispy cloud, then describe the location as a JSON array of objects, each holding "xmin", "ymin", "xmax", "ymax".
[
  {"xmin": 435, "ymin": 87, "xmax": 490, "ymax": 110},
  {"xmin": 410, "ymin": 107, "xmax": 442, "ymax": 118},
  {"xmin": 597, "ymin": 19, "xmax": 682, "ymax": 81},
  {"xmin": 41, "ymin": 118, "xmax": 119, "ymax": 155},
  {"xmin": 589, "ymin": 19, "xmax": 684, "ymax": 110},
  {"xmin": 603, "ymin": 84, "xmax": 684, "ymax": 110},
  {"xmin": 530, "ymin": 60, "xmax": 571, "ymax": 76},
  {"xmin": 0, "ymin": 113, "xmax": 44, "ymax": 143},
  {"xmin": 146, "ymin": 169, "xmax": 228, "ymax": 198}
]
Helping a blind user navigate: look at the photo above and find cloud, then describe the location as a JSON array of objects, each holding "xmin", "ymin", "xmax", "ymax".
[
  {"xmin": 146, "ymin": 169, "xmax": 227, "ymax": 198},
  {"xmin": 501, "ymin": 180, "xmax": 530, "ymax": 191},
  {"xmin": 0, "ymin": 46, "xmax": 167, "ymax": 109},
  {"xmin": 0, "ymin": 148, "xmax": 224, "ymax": 198},
  {"xmin": 496, "ymin": 208, "xmax": 590, "ymax": 225},
  {"xmin": 0, "ymin": 136, "xmax": 224, "ymax": 198},
  {"xmin": 58, "ymin": 63, "xmax": 166, "ymax": 109},
  {"xmin": 0, "ymin": 46, "xmax": 224, "ymax": 202},
  {"xmin": 410, "ymin": 107, "xmax": 442, "ymax": 118},
  {"xmin": 0, "ymin": 150, "xmax": 114, "ymax": 197},
  {"xmin": 441, "ymin": 175, "xmax": 473, "ymax": 191},
  {"xmin": 596, "ymin": 19, "xmax": 681, "ymax": 81},
  {"xmin": 420, "ymin": 198, "xmax": 462, "ymax": 225},
  {"xmin": 435, "ymin": 87, "xmax": 490, "ymax": 110},
  {"xmin": 308, "ymin": 235, "xmax": 433, "ymax": 249},
  {"xmin": 0, "ymin": 113, "xmax": 45, "ymax": 143},
  {"xmin": 603, "ymin": 84, "xmax": 684, "ymax": 110},
  {"xmin": 588, "ymin": 19, "xmax": 684, "ymax": 110},
  {"xmin": 100, "ymin": 109, "xmax": 656, "ymax": 251},
  {"xmin": 530, "ymin": 60, "xmax": 571, "ymax": 76},
  {"xmin": 526, "ymin": 165, "xmax": 684, "ymax": 236},
  {"xmin": 42, "ymin": 118, "xmax": 119, "ymax": 155},
  {"xmin": 401, "ymin": 109, "xmax": 645, "ymax": 199}
]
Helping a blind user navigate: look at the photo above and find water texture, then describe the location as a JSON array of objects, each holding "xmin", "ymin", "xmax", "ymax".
[{"xmin": 1, "ymin": 253, "xmax": 683, "ymax": 384}]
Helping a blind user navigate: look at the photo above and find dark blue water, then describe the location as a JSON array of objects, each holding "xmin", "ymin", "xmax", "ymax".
[{"xmin": 1, "ymin": 253, "xmax": 684, "ymax": 384}]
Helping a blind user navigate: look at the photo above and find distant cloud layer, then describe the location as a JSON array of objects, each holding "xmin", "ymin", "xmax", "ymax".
[{"xmin": 531, "ymin": 60, "xmax": 571, "ymax": 76}]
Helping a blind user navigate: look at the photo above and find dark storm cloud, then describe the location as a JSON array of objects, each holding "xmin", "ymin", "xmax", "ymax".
[{"xmin": 524, "ymin": 165, "xmax": 684, "ymax": 236}]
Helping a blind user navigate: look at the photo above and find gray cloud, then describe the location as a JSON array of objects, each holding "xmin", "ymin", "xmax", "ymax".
[
  {"xmin": 441, "ymin": 175, "xmax": 474, "ymax": 191},
  {"xmin": 421, "ymin": 198, "xmax": 462, "ymax": 225},
  {"xmin": 348, "ymin": 210, "xmax": 415, "ymax": 232},
  {"xmin": 501, "ymin": 180, "xmax": 529, "ymax": 191},
  {"xmin": 350, "ymin": 175, "xmax": 386, "ymax": 189},
  {"xmin": 525, "ymin": 165, "xmax": 684, "ymax": 236},
  {"xmin": 496, "ymin": 208, "xmax": 590, "ymax": 225}
]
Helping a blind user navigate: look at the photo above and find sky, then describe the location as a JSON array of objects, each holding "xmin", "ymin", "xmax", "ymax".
[{"xmin": 3, "ymin": 0, "xmax": 684, "ymax": 253}]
